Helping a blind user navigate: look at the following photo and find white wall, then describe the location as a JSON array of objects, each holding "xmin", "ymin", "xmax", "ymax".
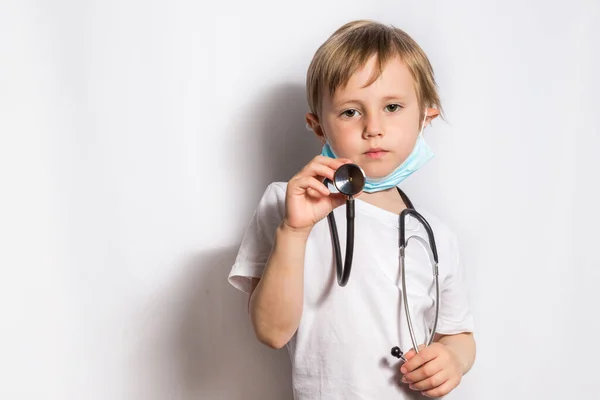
[{"xmin": 1, "ymin": 0, "xmax": 598, "ymax": 399}]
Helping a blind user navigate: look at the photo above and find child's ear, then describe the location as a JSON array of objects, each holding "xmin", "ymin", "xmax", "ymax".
[
  {"xmin": 424, "ymin": 108, "xmax": 441, "ymax": 128},
  {"xmin": 305, "ymin": 113, "xmax": 325, "ymax": 142}
]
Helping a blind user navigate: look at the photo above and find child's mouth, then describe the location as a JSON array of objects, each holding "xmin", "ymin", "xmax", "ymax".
[{"xmin": 365, "ymin": 148, "xmax": 388, "ymax": 159}]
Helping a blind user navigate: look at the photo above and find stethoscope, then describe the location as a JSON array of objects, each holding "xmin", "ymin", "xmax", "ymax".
[{"xmin": 324, "ymin": 163, "xmax": 440, "ymax": 363}]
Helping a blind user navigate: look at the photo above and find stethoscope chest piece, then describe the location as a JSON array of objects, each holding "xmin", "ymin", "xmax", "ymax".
[{"xmin": 333, "ymin": 163, "xmax": 365, "ymax": 197}]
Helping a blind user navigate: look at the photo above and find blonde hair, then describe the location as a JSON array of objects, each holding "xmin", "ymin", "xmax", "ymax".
[{"xmin": 306, "ymin": 20, "xmax": 443, "ymax": 121}]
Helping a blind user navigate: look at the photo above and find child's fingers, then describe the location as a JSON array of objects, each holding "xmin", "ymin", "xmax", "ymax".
[
  {"xmin": 421, "ymin": 377, "xmax": 459, "ymax": 398},
  {"xmin": 320, "ymin": 156, "xmax": 354, "ymax": 167},
  {"xmin": 338, "ymin": 158, "xmax": 355, "ymax": 166},
  {"xmin": 410, "ymin": 372, "xmax": 447, "ymax": 392},
  {"xmin": 298, "ymin": 161, "xmax": 336, "ymax": 182},
  {"xmin": 403, "ymin": 344, "xmax": 426, "ymax": 361},
  {"xmin": 328, "ymin": 193, "xmax": 347, "ymax": 209},
  {"xmin": 306, "ymin": 187, "xmax": 324, "ymax": 199},
  {"xmin": 294, "ymin": 176, "xmax": 330, "ymax": 197},
  {"xmin": 400, "ymin": 346, "xmax": 437, "ymax": 374},
  {"xmin": 401, "ymin": 359, "xmax": 443, "ymax": 384},
  {"xmin": 298, "ymin": 156, "xmax": 353, "ymax": 181},
  {"xmin": 297, "ymin": 156, "xmax": 352, "ymax": 181}
]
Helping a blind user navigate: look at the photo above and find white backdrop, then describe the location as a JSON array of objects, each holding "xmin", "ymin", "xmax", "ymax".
[{"xmin": 1, "ymin": 0, "xmax": 599, "ymax": 399}]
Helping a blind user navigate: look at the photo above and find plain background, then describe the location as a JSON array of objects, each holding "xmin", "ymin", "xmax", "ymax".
[{"xmin": 1, "ymin": 0, "xmax": 599, "ymax": 399}]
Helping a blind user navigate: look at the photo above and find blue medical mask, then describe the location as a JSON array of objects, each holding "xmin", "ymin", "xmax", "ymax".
[{"xmin": 320, "ymin": 110, "xmax": 434, "ymax": 193}]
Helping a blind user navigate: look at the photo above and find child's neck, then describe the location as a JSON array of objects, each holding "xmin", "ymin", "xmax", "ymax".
[{"xmin": 359, "ymin": 188, "xmax": 408, "ymax": 215}]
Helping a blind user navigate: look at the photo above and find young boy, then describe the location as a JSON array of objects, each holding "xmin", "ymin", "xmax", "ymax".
[{"xmin": 228, "ymin": 20, "xmax": 476, "ymax": 399}]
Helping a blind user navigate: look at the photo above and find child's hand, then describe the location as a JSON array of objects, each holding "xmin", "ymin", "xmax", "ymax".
[
  {"xmin": 399, "ymin": 343, "xmax": 463, "ymax": 398},
  {"xmin": 283, "ymin": 155, "xmax": 354, "ymax": 234}
]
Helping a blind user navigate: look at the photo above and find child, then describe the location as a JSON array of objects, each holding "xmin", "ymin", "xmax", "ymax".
[{"xmin": 228, "ymin": 19, "xmax": 476, "ymax": 399}]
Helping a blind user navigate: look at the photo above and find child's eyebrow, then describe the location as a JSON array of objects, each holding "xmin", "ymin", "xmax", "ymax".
[
  {"xmin": 333, "ymin": 99, "xmax": 363, "ymax": 108},
  {"xmin": 333, "ymin": 95, "xmax": 408, "ymax": 108},
  {"xmin": 380, "ymin": 95, "xmax": 408, "ymax": 102}
]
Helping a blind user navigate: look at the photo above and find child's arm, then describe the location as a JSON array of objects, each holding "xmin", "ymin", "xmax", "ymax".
[
  {"xmin": 248, "ymin": 155, "xmax": 352, "ymax": 349},
  {"xmin": 248, "ymin": 224, "xmax": 309, "ymax": 349},
  {"xmin": 436, "ymin": 332, "xmax": 476, "ymax": 374}
]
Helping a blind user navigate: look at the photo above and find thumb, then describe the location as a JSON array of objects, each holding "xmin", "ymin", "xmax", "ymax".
[
  {"xmin": 403, "ymin": 344, "xmax": 426, "ymax": 360},
  {"xmin": 329, "ymin": 193, "xmax": 347, "ymax": 210}
]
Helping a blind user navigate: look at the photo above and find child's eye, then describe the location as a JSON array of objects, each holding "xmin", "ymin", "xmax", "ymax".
[
  {"xmin": 341, "ymin": 109, "xmax": 361, "ymax": 118},
  {"xmin": 386, "ymin": 104, "xmax": 402, "ymax": 112}
]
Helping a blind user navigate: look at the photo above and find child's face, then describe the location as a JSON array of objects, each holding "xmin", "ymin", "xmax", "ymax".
[{"xmin": 308, "ymin": 55, "xmax": 438, "ymax": 179}]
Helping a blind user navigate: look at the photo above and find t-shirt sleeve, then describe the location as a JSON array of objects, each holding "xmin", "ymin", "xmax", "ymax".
[
  {"xmin": 227, "ymin": 183, "xmax": 286, "ymax": 294},
  {"xmin": 435, "ymin": 233, "xmax": 475, "ymax": 335}
]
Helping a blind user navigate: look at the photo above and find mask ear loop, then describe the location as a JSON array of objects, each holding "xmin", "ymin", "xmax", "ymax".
[{"xmin": 419, "ymin": 109, "xmax": 428, "ymax": 136}]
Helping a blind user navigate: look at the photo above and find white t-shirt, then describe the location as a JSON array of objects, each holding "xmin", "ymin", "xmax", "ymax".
[{"xmin": 228, "ymin": 182, "xmax": 474, "ymax": 399}]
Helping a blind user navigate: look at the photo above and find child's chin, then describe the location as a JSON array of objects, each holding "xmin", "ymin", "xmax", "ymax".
[{"xmin": 363, "ymin": 165, "xmax": 396, "ymax": 179}]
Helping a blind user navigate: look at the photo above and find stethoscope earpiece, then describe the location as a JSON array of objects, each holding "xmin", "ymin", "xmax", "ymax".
[{"xmin": 391, "ymin": 346, "xmax": 403, "ymax": 359}]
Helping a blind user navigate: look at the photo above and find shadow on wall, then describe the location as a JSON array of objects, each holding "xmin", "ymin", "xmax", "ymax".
[
  {"xmin": 174, "ymin": 248, "xmax": 293, "ymax": 400},
  {"xmin": 239, "ymin": 82, "xmax": 322, "ymax": 209},
  {"xmin": 258, "ymin": 82, "xmax": 322, "ymax": 182},
  {"xmin": 169, "ymin": 83, "xmax": 317, "ymax": 399}
]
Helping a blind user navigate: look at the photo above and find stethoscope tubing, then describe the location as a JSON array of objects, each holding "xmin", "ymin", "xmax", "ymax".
[
  {"xmin": 326, "ymin": 197, "xmax": 355, "ymax": 286},
  {"xmin": 324, "ymin": 172, "xmax": 440, "ymax": 360},
  {"xmin": 400, "ymin": 234, "xmax": 440, "ymax": 354}
]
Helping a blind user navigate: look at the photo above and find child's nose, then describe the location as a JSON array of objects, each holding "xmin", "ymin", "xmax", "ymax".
[{"xmin": 363, "ymin": 114, "xmax": 384, "ymax": 138}]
